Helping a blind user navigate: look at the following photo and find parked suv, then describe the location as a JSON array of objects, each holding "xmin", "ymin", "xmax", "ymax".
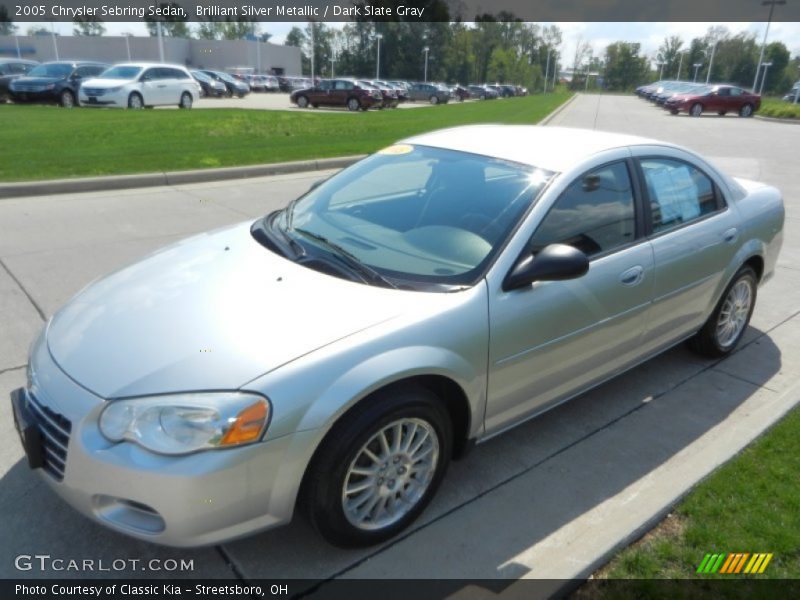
[
  {"xmin": 79, "ymin": 63, "xmax": 201, "ymax": 109},
  {"xmin": 290, "ymin": 78, "xmax": 382, "ymax": 111},
  {"xmin": 9, "ymin": 61, "xmax": 107, "ymax": 107},
  {"xmin": 408, "ymin": 82, "xmax": 451, "ymax": 104},
  {"xmin": 0, "ymin": 58, "xmax": 38, "ymax": 103}
]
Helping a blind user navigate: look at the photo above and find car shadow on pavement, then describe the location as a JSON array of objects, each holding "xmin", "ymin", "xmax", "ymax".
[{"xmin": 0, "ymin": 328, "xmax": 782, "ymax": 585}]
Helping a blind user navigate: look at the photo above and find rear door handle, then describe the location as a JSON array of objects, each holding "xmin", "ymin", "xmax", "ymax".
[
  {"xmin": 619, "ymin": 265, "xmax": 645, "ymax": 286},
  {"xmin": 157, "ymin": 84, "xmax": 167, "ymax": 88},
  {"xmin": 722, "ymin": 228, "xmax": 739, "ymax": 244}
]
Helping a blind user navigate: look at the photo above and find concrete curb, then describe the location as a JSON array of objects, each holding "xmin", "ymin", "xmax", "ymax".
[
  {"xmin": 0, "ymin": 155, "xmax": 366, "ymax": 200},
  {"xmin": 539, "ymin": 93, "xmax": 578, "ymax": 126},
  {"xmin": 753, "ymin": 114, "xmax": 800, "ymax": 125}
]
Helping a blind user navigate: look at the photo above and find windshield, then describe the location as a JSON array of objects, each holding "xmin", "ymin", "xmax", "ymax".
[
  {"xmin": 216, "ymin": 72, "xmax": 237, "ymax": 83},
  {"xmin": 192, "ymin": 71, "xmax": 211, "ymax": 82},
  {"xmin": 270, "ymin": 145, "xmax": 554, "ymax": 288},
  {"xmin": 99, "ymin": 66, "xmax": 142, "ymax": 80},
  {"xmin": 28, "ymin": 63, "xmax": 72, "ymax": 78}
]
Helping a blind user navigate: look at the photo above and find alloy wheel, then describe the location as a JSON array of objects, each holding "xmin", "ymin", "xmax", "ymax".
[{"xmin": 715, "ymin": 279, "xmax": 753, "ymax": 348}]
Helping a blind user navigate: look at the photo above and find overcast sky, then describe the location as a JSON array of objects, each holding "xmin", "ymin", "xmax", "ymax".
[{"xmin": 17, "ymin": 21, "xmax": 800, "ymax": 64}]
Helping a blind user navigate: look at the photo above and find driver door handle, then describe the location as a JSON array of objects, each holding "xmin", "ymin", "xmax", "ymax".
[{"xmin": 619, "ymin": 265, "xmax": 645, "ymax": 286}]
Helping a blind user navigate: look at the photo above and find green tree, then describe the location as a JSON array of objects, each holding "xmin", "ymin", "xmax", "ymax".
[
  {"xmin": 760, "ymin": 41, "xmax": 790, "ymax": 94},
  {"xmin": 656, "ymin": 35, "xmax": 685, "ymax": 79},
  {"xmin": 73, "ymin": 17, "xmax": 106, "ymax": 37},
  {"xmin": 604, "ymin": 41, "xmax": 649, "ymax": 90},
  {"xmin": 196, "ymin": 22, "xmax": 225, "ymax": 40}
]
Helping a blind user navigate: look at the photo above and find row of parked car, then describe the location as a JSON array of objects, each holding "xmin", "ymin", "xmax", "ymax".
[
  {"xmin": 635, "ymin": 79, "xmax": 761, "ymax": 117},
  {"xmin": 0, "ymin": 58, "xmax": 261, "ymax": 108},
  {"xmin": 288, "ymin": 79, "xmax": 528, "ymax": 111}
]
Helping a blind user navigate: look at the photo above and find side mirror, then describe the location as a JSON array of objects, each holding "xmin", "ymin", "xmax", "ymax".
[{"xmin": 503, "ymin": 244, "xmax": 589, "ymax": 291}]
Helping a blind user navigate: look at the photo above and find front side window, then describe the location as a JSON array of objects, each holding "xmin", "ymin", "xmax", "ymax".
[
  {"xmin": 639, "ymin": 158, "xmax": 718, "ymax": 234},
  {"xmin": 530, "ymin": 161, "xmax": 636, "ymax": 257},
  {"xmin": 270, "ymin": 145, "xmax": 554, "ymax": 287}
]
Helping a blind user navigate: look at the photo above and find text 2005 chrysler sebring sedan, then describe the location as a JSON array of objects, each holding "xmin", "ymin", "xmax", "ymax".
[{"xmin": 11, "ymin": 126, "xmax": 783, "ymax": 548}]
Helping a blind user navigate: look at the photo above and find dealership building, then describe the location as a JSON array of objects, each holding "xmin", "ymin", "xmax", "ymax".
[{"xmin": 0, "ymin": 34, "xmax": 302, "ymax": 75}]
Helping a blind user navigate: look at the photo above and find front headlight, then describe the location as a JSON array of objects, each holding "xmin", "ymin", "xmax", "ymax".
[
  {"xmin": 99, "ymin": 392, "xmax": 270, "ymax": 455},
  {"xmin": 105, "ymin": 86, "xmax": 123, "ymax": 93}
]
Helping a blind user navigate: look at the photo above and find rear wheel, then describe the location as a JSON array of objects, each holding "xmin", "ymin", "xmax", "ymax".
[
  {"xmin": 179, "ymin": 92, "xmax": 193, "ymax": 109},
  {"xmin": 296, "ymin": 95, "xmax": 309, "ymax": 108},
  {"xmin": 60, "ymin": 90, "xmax": 75, "ymax": 108},
  {"xmin": 688, "ymin": 266, "xmax": 757, "ymax": 358},
  {"xmin": 739, "ymin": 103, "xmax": 754, "ymax": 117},
  {"xmin": 690, "ymin": 103, "xmax": 703, "ymax": 117},
  {"xmin": 302, "ymin": 384, "xmax": 452, "ymax": 547},
  {"xmin": 347, "ymin": 97, "xmax": 360, "ymax": 112},
  {"xmin": 127, "ymin": 92, "xmax": 144, "ymax": 109}
]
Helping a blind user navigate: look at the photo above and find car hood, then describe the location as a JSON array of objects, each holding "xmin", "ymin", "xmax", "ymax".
[
  {"xmin": 12, "ymin": 76, "xmax": 64, "ymax": 86},
  {"xmin": 81, "ymin": 77, "xmax": 135, "ymax": 88},
  {"xmin": 47, "ymin": 221, "xmax": 419, "ymax": 399}
]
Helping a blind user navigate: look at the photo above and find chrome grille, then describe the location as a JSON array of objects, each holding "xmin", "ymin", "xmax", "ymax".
[
  {"xmin": 14, "ymin": 83, "xmax": 46, "ymax": 92},
  {"xmin": 27, "ymin": 392, "xmax": 71, "ymax": 481},
  {"xmin": 82, "ymin": 88, "xmax": 106, "ymax": 96}
]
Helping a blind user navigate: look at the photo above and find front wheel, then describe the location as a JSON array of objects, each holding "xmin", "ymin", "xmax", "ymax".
[
  {"xmin": 690, "ymin": 103, "xmax": 703, "ymax": 117},
  {"xmin": 739, "ymin": 104, "xmax": 754, "ymax": 117},
  {"xmin": 60, "ymin": 90, "xmax": 75, "ymax": 108},
  {"xmin": 127, "ymin": 92, "xmax": 144, "ymax": 109},
  {"xmin": 430, "ymin": 95, "xmax": 439, "ymax": 105},
  {"xmin": 688, "ymin": 266, "xmax": 757, "ymax": 358},
  {"xmin": 347, "ymin": 97, "xmax": 360, "ymax": 112},
  {"xmin": 302, "ymin": 385, "xmax": 452, "ymax": 547},
  {"xmin": 179, "ymin": 92, "xmax": 193, "ymax": 109},
  {"xmin": 296, "ymin": 95, "xmax": 309, "ymax": 108}
]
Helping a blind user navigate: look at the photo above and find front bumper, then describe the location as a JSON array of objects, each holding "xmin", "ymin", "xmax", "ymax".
[
  {"xmin": 9, "ymin": 89, "xmax": 59, "ymax": 103},
  {"xmin": 79, "ymin": 89, "xmax": 128, "ymax": 107},
  {"xmin": 10, "ymin": 333, "xmax": 316, "ymax": 547}
]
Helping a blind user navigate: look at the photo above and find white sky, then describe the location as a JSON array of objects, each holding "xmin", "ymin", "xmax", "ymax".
[{"xmin": 17, "ymin": 21, "xmax": 800, "ymax": 63}]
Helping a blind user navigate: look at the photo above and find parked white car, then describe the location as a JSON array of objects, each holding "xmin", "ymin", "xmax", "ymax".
[{"xmin": 79, "ymin": 62, "xmax": 201, "ymax": 109}]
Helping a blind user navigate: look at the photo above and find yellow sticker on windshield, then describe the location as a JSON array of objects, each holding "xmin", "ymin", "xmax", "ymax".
[{"xmin": 378, "ymin": 144, "xmax": 414, "ymax": 155}]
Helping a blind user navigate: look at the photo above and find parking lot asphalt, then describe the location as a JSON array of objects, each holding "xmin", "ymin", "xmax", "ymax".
[{"xmin": 1, "ymin": 94, "xmax": 799, "ymax": 587}]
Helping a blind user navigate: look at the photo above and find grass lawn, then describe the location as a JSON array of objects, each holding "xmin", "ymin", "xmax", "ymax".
[
  {"xmin": 0, "ymin": 93, "xmax": 571, "ymax": 182},
  {"xmin": 759, "ymin": 98, "xmax": 800, "ymax": 120},
  {"xmin": 587, "ymin": 403, "xmax": 800, "ymax": 589}
]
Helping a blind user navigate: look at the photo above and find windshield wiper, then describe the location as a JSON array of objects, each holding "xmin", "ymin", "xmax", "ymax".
[
  {"xmin": 251, "ymin": 214, "xmax": 305, "ymax": 259},
  {"xmin": 291, "ymin": 228, "xmax": 398, "ymax": 289}
]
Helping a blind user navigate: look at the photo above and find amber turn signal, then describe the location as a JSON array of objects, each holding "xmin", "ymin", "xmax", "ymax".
[{"xmin": 220, "ymin": 399, "xmax": 269, "ymax": 446}]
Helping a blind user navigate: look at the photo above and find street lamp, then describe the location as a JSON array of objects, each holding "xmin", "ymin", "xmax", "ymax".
[
  {"xmin": 693, "ymin": 63, "xmax": 703, "ymax": 82},
  {"xmin": 543, "ymin": 46, "xmax": 551, "ymax": 93},
  {"xmin": 676, "ymin": 50, "xmax": 688, "ymax": 81},
  {"xmin": 423, "ymin": 46, "xmax": 429, "ymax": 82},
  {"xmin": 656, "ymin": 61, "xmax": 665, "ymax": 80},
  {"xmin": 795, "ymin": 65, "xmax": 799, "ymax": 105},
  {"xmin": 706, "ymin": 41, "xmax": 717, "ymax": 84},
  {"xmin": 753, "ymin": 0, "xmax": 786, "ymax": 91},
  {"xmin": 759, "ymin": 61, "xmax": 773, "ymax": 95},
  {"xmin": 375, "ymin": 33, "xmax": 383, "ymax": 79},
  {"xmin": 330, "ymin": 50, "xmax": 335, "ymax": 78}
]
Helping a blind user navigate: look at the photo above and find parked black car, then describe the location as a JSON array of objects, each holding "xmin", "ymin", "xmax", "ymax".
[
  {"xmin": 191, "ymin": 70, "xmax": 227, "ymax": 97},
  {"xmin": 9, "ymin": 61, "xmax": 107, "ymax": 107},
  {"xmin": 199, "ymin": 70, "xmax": 250, "ymax": 98},
  {"xmin": 0, "ymin": 58, "xmax": 38, "ymax": 103}
]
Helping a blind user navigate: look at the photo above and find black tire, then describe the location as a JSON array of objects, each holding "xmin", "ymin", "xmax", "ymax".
[
  {"xmin": 302, "ymin": 384, "xmax": 452, "ymax": 548},
  {"xmin": 225, "ymin": 88, "xmax": 233, "ymax": 98},
  {"xmin": 60, "ymin": 90, "xmax": 76, "ymax": 108},
  {"xmin": 688, "ymin": 266, "xmax": 757, "ymax": 358},
  {"xmin": 296, "ymin": 95, "xmax": 309, "ymax": 108},
  {"xmin": 236, "ymin": 92, "xmax": 246, "ymax": 98},
  {"xmin": 347, "ymin": 97, "xmax": 361, "ymax": 112},
  {"xmin": 430, "ymin": 95, "xmax": 439, "ymax": 105},
  {"xmin": 127, "ymin": 92, "xmax": 144, "ymax": 109},
  {"xmin": 739, "ymin": 103, "xmax": 754, "ymax": 118},
  {"xmin": 690, "ymin": 103, "xmax": 703, "ymax": 117},
  {"xmin": 670, "ymin": 109, "xmax": 679, "ymax": 115},
  {"xmin": 179, "ymin": 92, "xmax": 193, "ymax": 109}
]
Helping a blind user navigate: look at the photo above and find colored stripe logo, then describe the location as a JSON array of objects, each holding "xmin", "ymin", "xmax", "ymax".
[{"xmin": 696, "ymin": 552, "xmax": 773, "ymax": 574}]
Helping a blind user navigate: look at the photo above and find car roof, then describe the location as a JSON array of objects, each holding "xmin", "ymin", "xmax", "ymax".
[
  {"xmin": 112, "ymin": 62, "xmax": 187, "ymax": 69},
  {"xmin": 0, "ymin": 58, "xmax": 38, "ymax": 64},
  {"xmin": 402, "ymin": 125, "xmax": 663, "ymax": 172}
]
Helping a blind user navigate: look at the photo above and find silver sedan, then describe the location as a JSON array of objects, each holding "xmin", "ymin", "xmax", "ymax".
[{"xmin": 10, "ymin": 126, "xmax": 784, "ymax": 547}]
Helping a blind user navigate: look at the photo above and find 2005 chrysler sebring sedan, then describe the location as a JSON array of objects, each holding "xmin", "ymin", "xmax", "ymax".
[{"xmin": 11, "ymin": 126, "xmax": 784, "ymax": 548}]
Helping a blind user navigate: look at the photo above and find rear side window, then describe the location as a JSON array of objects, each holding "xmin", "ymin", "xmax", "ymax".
[
  {"xmin": 530, "ymin": 161, "xmax": 636, "ymax": 257},
  {"xmin": 639, "ymin": 158, "xmax": 719, "ymax": 234}
]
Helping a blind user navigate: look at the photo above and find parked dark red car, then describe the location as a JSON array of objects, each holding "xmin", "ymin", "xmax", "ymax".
[
  {"xmin": 290, "ymin": 78, "xmax": 382, "ymax": 111},
  {"xmin": 664, "ymin": 84, "xmax": 761, "ymax": 117}
]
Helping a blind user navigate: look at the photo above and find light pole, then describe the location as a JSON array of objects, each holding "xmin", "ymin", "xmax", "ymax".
[
  {"xmin": 330, "ymin": 50, "xmax": 335, "ymax": 78},
  {"xmin": 759, "ymin": 61, "xmax": 773, "ymax": 95},
  {"xmin": 124, "ymin": 34, "xmax": 131, "ymax": 61},
  {"xmin": 309, "ymin": 22, "xmax": 315, "ymax": 82},
  {"xmin": 676, "ymin": 51, "xmax": 687, "ymax": 81},
  {"xmin": 552, "ymin": 58, "xmax": 558, "ymax": 91},
  {"xmin": 156, "ymin": 21, "xmax": 164, "ymax": 62},
  {"xmin": 795, "ymin": 65, "xmax": 799, "ymax": 105},
  {"xmin": 753, "ymin": 0, "xmax": 786, "ymax": 91},
  {"xmin": 423, "ymin": 46, "xmax": 429, "ymax": 82},
  {"xmin": 693, "ymin": 63, "xmax": 703, "ymax": 82},
  {"xmin": 706, "ymin": 41, "xmax": 717, "ymax": 84},
  {"xmin": 543, "ymin": 46, "xmax": 551, "ymax": 93},
  {"xmin": 50, "ymin": 22, "xmax": 59, "ymax": 61},
  {"xmin": 375, "ymin": 33, "xmax": 383, "ymax": 79},
  {"xmin": 14, "ymin": 34, "xmax": 21, "ymax": 59},
  {"xmin": 656, "ymin": 61, "xmax": 665, "ymax": 80}
]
